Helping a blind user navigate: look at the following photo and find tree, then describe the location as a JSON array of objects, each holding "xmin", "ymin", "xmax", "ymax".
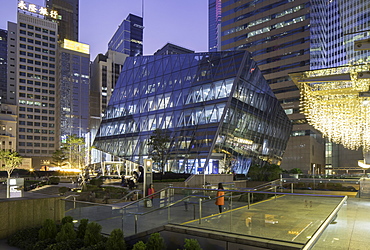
[
  {"xmin": 51, "ymin": 149, "xmax": 68, "ymax": 168},
  {"xmin": 247, "ymin": 163, "xmax": 283, "ymax": 181},
  {"xmin": 0, "ymin": 149, "xmax": 23, "ymax": 178},
  {"xmin": 61, "ymin": 135, "xmax": 88, "ymax": 189},
  {"xmin": 61, "ymin": 135, "xmax": 86, "ymax": 169},
  {"xmin": 147, "ymin": 129, "xmax": 170, "ymax": 174},
  {"xmin": 289, "ymin": 168, "xmax": 303, "ymax": 174}
]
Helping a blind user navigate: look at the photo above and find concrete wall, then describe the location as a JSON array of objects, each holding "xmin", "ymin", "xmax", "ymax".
[{"xmin": 0, "ymin": 197, "xmax": 64, "ymax": 239}]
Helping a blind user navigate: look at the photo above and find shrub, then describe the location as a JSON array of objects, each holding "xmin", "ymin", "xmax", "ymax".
[
  {"xmin": 62, "ymin": 216, "xmax": 74, "ymax": 225},
  {"xmin": 39, "ymin": 219, "xmax": 57, "ymax": 240},
  {"xmin": 48, "ymin": 177, "xmax": 60, "ymax": 185},
  {"xmin": 106, "ymin": 228, "xmax": 126, "ymax": 250},
  {"xmin": 146, "ymin": 233, "xmax": 165, "ymax": 250},
  {"xmin": 32, "ymin": 239, "xmax": 55, "ymax": 250},
  {"xmin": 183, "ymin": 238, "xmax": 202, "ymax": 250},
  {"xmin": 59, "ymin": 186, "xmax": 69, "ymax": 195},
  {"xmin": 132, "ymin": 241, "xmax": 146, "ymax": 250},
  {"xmin": 56, "ymin": 222, "xmax": 76, "ymax": 242},
  {"xmin": 45, "ymin": 239, "xmax": 84, "ymax": 250},
  {"xmin": 89, "ymin": 178, "xmax": 104, "ymax": 187},
  {"xmin": 77, "ymin": 219, "xmax": 89, "ymax": 239},
  {"xmin": 8, "ymin": 227, "xmax": 41, "ymax": 250},
  {"xmin": 84, "ymin": 222, "xmax": 102, "ymax": 247}
]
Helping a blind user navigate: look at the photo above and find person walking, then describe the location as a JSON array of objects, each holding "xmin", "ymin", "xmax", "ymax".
[
  {"xmin": 146, "ymin": 184, "xmax": 155, "ymax": 207},
  {"xmin": 215, "ymin": 183, "xmax": 225, "ymax": 213}
]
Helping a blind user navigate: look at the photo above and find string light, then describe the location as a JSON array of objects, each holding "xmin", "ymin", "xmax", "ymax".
[{"xmin": 290, "ymin": 63, "xmax": 370, "ymax": 167}]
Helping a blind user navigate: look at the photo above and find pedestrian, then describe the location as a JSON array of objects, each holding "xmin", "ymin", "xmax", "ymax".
[
  {"xmin": 215, "ymin": 182, "xmax": 225, "ymax": 213},
  {"xmin": 147, "ymin": 184, "xmax": 155, "ymax": 200},
  {"xmin": 146, "ymin": 184, "xmax": 155, "ymax": 208}
]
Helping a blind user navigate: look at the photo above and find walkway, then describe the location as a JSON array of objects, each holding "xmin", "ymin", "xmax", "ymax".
[{"xmin": 1, "ymin": 183, "xmax": 370, "ymax": 249}]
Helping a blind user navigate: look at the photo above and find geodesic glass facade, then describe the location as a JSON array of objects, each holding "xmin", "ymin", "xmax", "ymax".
[{"xmin": 93, "ymin": 51, "xmax": 292, "ymax": 174}]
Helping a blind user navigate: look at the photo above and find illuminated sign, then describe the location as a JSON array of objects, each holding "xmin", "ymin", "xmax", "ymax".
[
  {"xmin": 235, "ymin": 137, "xmax": 253, "ymax": 145},
  {"xmin": 130, "ymin": 39, "xmax": 143, "ymax": 45},
  {"xmin": 63, "ymin": 39, "xmax": 90, "ymax": 54},
  {"xmin": 18, "ymin": 0, "xmax": 59, "ymax": 19}
]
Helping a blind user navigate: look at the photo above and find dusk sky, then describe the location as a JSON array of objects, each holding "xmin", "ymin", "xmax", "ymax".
[{"xmin": 0, "ymin": 0, "xmax": 209, "ymax": 59}]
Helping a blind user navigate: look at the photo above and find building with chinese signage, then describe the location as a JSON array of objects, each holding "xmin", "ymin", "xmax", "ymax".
[
  {"xmin": 8, "ymin": 11, "xmax": 59, "ymax": 167},
  {"xmin": 93, "ymin": 51, "xmax": 292, "ymax": 174}
]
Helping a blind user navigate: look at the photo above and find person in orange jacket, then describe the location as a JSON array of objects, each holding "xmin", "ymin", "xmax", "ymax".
[{"xmin": 215, "ymin": 182, "xmax": 225, "ymax": 213}]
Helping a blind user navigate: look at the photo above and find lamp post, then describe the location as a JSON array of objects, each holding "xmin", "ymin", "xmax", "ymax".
[{"xmin": 313, "ymin": 164, "xmax": 316, "ymax": 190}]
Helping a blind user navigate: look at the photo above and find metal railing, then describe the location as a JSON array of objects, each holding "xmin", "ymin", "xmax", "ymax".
[{"xmin": 62, "ymin": 186, "xmax": 347, "ymax": 248}]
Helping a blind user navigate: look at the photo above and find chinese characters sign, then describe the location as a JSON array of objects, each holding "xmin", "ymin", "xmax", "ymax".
[{"xmin": 18, "ymin": 0, "xmax": 59, "ymax": 19}]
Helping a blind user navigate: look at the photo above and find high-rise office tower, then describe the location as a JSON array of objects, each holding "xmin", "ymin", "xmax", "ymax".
[
  {"xmin": 90, "ymin": 50, "xmax": 128, "ymax": 164},
  {"xmin": 13, "ymin": 10, "xmax": 59, "ymax": 167},
  {"xmin": 108, "ymin": 14, "xmax": 143, "ymax": 56},
  {"xmin": 45, "ymin": 0, "xmax": 79, "ymax": 41},
  {"xmin": 154, "ymin": 43, "xmax": 194, "ymax": 55},
  {"xmin": 208, "ymin": 0, "xmax": 221, "ymax": 52},
  {"xmin": 59, "ymin": 39, "xmax": 90, "ymax": 140},
  {"xmin": 212, "ymin": 0, "xmax": 370, "ymax": 174},
  {"xmin": 0, "ymin": 29, "xmax": 7, "ymax": 103}
]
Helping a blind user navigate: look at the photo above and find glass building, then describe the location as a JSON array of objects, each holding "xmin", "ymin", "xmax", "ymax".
[
  {"xmin": 45, "ymin": 0, "xmax": 79, "ymax": 42},
  {"xmin": 108, "ymin": 14, "xmax": 143, "ymax": 57},
  {"xmin": 59, "ymin": 39, "xmax": 90, "ymax": 140},
  {"xmin": 214, "ymin": 0, "xmax": 370, "ymax": 174},
  {"xmin": 93, "ymin": 51, "xmax": 292, "ymax": 174},
  {"xmin": 208, "ymin": 0, "xmax": 221, "ymax": 52}
]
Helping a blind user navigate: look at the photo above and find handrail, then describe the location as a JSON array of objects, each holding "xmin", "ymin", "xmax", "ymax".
[
  {"xmin": 111, "ymin": 189, "xmax": 142, "ymax": 203},
  {"xmin": 302, "ymin": 195, "xmax": 348, "ymax": 250},
  {"xmin": 129, "ymin": 194, "xmax": 211, "ymax": 216},
  {"xmin": 120, "ymin": 187, "xmax": 169, "ymax": 209},
  {"xmin": 64, "ymin": 194, "xmax": 80, "ymax": 200}
]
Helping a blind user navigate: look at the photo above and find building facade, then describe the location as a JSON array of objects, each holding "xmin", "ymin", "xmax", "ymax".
[
  {"xmin": 108, "ymin": 14, "xmax": 143, "ymax": 57},
  {"xmin": 93, "ymin": 51, "xmax": 292, "ymax": 174},
  {"xmin": 0, "ymin": 29, "xmax": 7, "ymax": 103},
  {"xmin": 154, "ymin": 43, "xmax": 194, "ymax": 55},
  {"xmin": 208, "ymin": 0, "xmax": 221, "ymax": 52},
  {"xmin": 14, "ymin": 12, "xmax": 59, "ymax": 167},
  {"xmin": 59, "ymin": 39, "xmax": 90, "ymax": 140},
  {"xmin": 45, "ymin": 0, "xmax": 79, "ymax": 41},
  {"xmin": 214, "ymin": 0, "xmax": 370, "ymax": 174}
]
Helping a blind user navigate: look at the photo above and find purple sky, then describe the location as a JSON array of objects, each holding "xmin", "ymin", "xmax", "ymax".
[{"xmin": 0, "ymin": 0, "xmax": 208, "ymax": 59}]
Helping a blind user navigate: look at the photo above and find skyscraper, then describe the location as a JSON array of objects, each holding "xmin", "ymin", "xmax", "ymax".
[
  {"xmin": 59, "ymin": 39, "xmax": 90, "ymax": 140},
  {"xmin": 208, "ymin": 0, "xmax": 221, "ymax": 52},
  {"xmin": 0, "ymin": 29, "xmax": 7, "ymax": 103},
  {"xmin": 14, "ymin": 10, "xmax": 59, "ymax": 167},
  {"xmin": 154, "ymin": 43, "xmax": 194, "ymax": 55},
  {"xmin": 108, "ymin": 14, "xmax": 143, "ymax": 57},
  {"xmin": 93, "ymin": 51, "xmax": 292, "ymax": 174},
  {"xmin": 213, "ymin": 0, "xmax": 370, "ymax": 174},
  {"xmin": 45, "ymin": 0, "xmax": 79, "ymax": 41}
]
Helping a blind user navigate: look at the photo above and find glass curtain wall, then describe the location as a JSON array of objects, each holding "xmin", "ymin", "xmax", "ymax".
[{"xmin": 93, "ymin": 51, "xmax": 292, "ymax": 174}]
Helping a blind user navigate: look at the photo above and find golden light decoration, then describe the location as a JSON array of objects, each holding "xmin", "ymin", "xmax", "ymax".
[{"xmin": 290, "ymin": 63, "xmax": 370, "ymax": 167}]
